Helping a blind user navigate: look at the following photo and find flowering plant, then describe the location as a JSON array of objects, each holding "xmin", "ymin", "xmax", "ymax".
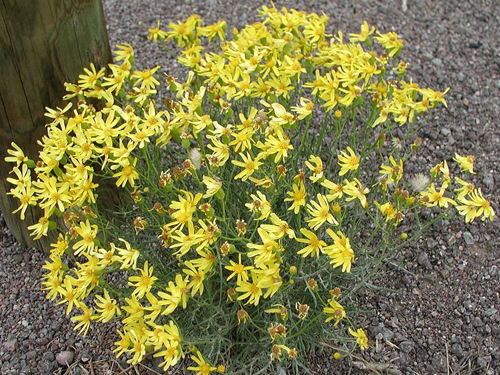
[{"xmin": 6, "ymin": 5, "xmax": 494, "ymax": 374}]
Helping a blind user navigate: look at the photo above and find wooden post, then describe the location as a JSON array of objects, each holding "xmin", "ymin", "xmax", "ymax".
[{"xmin": 0, "ymin": 0, "xmax": 112, "ymax": 251}]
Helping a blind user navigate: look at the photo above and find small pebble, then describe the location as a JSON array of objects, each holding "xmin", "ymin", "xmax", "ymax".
[
  {"xmin": 482, "ymin": 174, "xmax": 494, "ymax": 190},
  {"xmin": 432, "ymin": 57, "xmax": 443, "ymax": 66},
  {"xmin": 400, "ymin": 341, "xmax": 414, "ymax": 353},
  {"xmin": 463, "ymin": 231, "xmax": 474, "ymax": 246},
  {"xmin": 42, "ymin": 351, "xmax": 55, "ymax": 362},
  {"xmin": 4, "ymin": 338, "xmax": 17, "ymax": 352},
  {"xmin": 484, "ymin": 307, "xmax": 497, "ymax": 317},
  {"xmin": 451, "ymin": 343, "xmax": 464, "ymax": 358},
  {"xmin": 56, "ymin": 350, "xmax": 75, "ymax": 367},
  {"xmin": 468, "ymin": 41, "xmax": 482, "ymax": 49},
  {"xmin": 418, "ymin": 252, "xmax": 432, "ymax": 269}
]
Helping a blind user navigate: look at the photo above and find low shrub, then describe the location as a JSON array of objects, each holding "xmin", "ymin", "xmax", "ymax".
[{"xmin": 6, "ymin": 5, "xmax": 494, "ymax": 374}]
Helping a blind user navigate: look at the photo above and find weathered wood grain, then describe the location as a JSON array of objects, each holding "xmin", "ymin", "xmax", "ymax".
[{"xmin": 0, "ymin": 0, "xmax": 111, "ymax": 251}]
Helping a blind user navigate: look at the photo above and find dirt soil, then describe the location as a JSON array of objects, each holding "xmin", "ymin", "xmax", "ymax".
[{"xmin": 0, "ymin": 0, "xmax": 498, "ymax": 374}]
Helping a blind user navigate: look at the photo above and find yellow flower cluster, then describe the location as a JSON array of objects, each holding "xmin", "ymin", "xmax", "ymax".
[{"xmin": 5, "ymin": 5, "xmax": 494, "ymax": 373}]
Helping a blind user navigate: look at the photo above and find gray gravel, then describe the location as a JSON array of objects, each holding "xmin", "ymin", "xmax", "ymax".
[{"xmin": 1, "ymin": 0, "xmax": 499, "ymax": 374}]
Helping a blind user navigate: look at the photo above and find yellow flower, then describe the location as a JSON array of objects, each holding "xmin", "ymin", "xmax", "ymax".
[
  {"xmin": 323, "ymin": 298, "xmax": 346, "ymax": 325},
  {"xmin": 198, "ymin": 20, "xmax": 227, "ymax": 41},
  {"xmin": 191, "ymin": 113, "xmax": 213, "ymax": 135},
  {"xmin": 41, "ymin": 269, "xmax": 64, "ymax": 300},
  {"xmin": 374, "ymin": 201, "xmax": 398, "ymax": 223},
  {"xmin": 269, "ymin": 102, "xmax": 295, "ymax": 127},
  {"xmin": 285, "ymin": 182, "xmax": 307, "ymax": 213},
  {"xmin": 339, "ymin": 85, "xmax": 362, "ymax": 107},
  {"xmin": 71, "ymin": 302, "xmax": 97, "ymax": 336},
  {"xmin": 166, "ymin": 15, "xmax": 199, "ymax": 47},
  {"xmin": 265, "ymin": 131, "xmax": 293, "ymax": 163},
  {"xmin": 128, "ymin": 261, "xmax": 158, "ymax": 298},
  {"xmin": 249, "ymin": 176, "xmax": 274, "ymax": 189},
  {"xmin": 155, "ymin": 339, "xmax": 183, "ymax": 371},
  {"xmin": 343, "ymin": 178, "xmax": 370, "ymax": 208},
  {"xmin": 229, "ymin": 128, "xmax": 255, "ymax": 152},
  {"xmin": 170, "ymin": 220, "xmax": 202, "ymax": 258},
  {"xmin": 158, "ymin": 276, "xmax": 188, "ymax": 315},
  {"xmin": 296, "ymin": 228, "xmax": 326, "ymax": 258},
  {"xmin": 247, "ymin": 228, "xmax": 280, "ymax": 267},
  {"xmin": 127, "ymin": 329, "xmax": 147, "ymax": 364},
  {"xmin": 113, "ymin": 329, "xmax": 131, "ymax": 358},
  {"xmin": 306, "ymin": 194, "xmax": 338, "ymax": 230},
  {"xmin": 113, "ymin": 43, "xmax": 134, "ymax": 62},
  {"xmin": 337, "ymin": 147, "xmax": 359, "ymax": 176},
  {"xmin": 419, "ymin": 87, "xmax": 450, "ymax": 108},
  {"xmin": 281, "ymin": 55, "xmax": 306, "ymax": 80},
  {"xmin": 456, "ymin": 197, "xmax": 479, "ymax": 223},
  {"xmin": 236, "ymin": 271, "xmax": 263, "ymax": 306},
  {"xmin": 349, "ymin": 21, "xmax": 375, "ymax": 43},
  {"xmin": 207, "ymin": 136, "xmax": 230, "ymax": 166},
  {"xmin": 131, "ymin": 66, "xmax": 161, "ymax": 89},
  {"xmin": 35, "ymin": 174, "xmax": 72, "ymax": 215},
  {"xmin": 348, "ymin": 327, "xmax": 369, "ymax": 350},
  {"xmin": 9, "ymin": 183, "xmax": 36, "ymax": 220},
  {"xmin": 260, "ymin": 213, "xmax": 295, "ymax": 239},
  {"xmin": 454, "ymin": 177, "xmax": 475, "ymax": 198},
  {"xmin": 75, "ymin": 254, "xmax": 102, "ymax": 294},
  {"xmin": 324, "ymin": 229, "xmax": 355, "ymax": 273},
  {"xmin": 72, "ymin": 220, "xmax": 96, "ymax": 253},
  {"xmin": 305, "ymin": 155, "xmax": 324, "ymax": 183},
  {"xmin": 245, "ymin": 191, "xmax": 272, "ymax": 220},
  {"xmin": 191, "ymin": 248, "xmax": 217, "ymax": 272},
  {"xmin": 468, "ymin": 188, "xmax": 495, "ymax": 221},
  {"xmin": 28, "ymin": 216, "xmax": 49, "ymax": 240},
  {"xmin": 56, "ymin": 276, "xmax": 78, "ymax": 315},
  {"xmin": 122, "ymin": 296, "xmax": 144, "ymax": 325},
  {"xmin": 78, "ymin": 63, "xmax": 105, "ymax": 89},
  {"xmin": 232, "ymin": 153, "xmax": 263, "ymax": 181},
  {"xmin": 321, "ymin": 179, "xmax": 344, "ymax": 201},
  {"xmin": 291, "ymin": 97, "xmax": 314, "ymax": 120},
  {"xmin": 50, "ymin": 234, "xmax": 69, "ymax": 257},
  {"xmin": 183, "ymin": 261, "xmax": 206, "ymax": 296},
  {"xmin": 147, "ymin": 21, "xmax": 168, "ymax": 41},
  {"xmin": 168, "ymin": 191, "xmax": 203, "ymax": 229},
  {"xmin": 202, "ymin": 176, "xmax": 222, "ymax": 198},
  {"xmin": 374, "ymin": 31, "xmax": 403, "ymax": 57},
  {"xmin": 6, "ymin": 163, "xmax": 31, "ymax": 191},
  {"xmin": 5, "ymin": 142, "xmax": 28, "ymax": 166},
  {"xmin": 225, "ymin": 254, "xmax": 254, "ymax": 283},
  {"xmin": 420, "ymin": 183, "xmax": 456, "ymax": 208},
  {"xmin": 265, "ymin": 304, "xmax": 288, "ymax": 321},
  {"xmin": 111, "ymin": 158, "xmax": 139, "ymax": 188},
  {"xmin": 188, "ymin": 350, "xmax": 217, "ymax": 375},
  {"xmin": 303, "ymin": 17, "xmax": 329, "ymax": 44},
  {"xmin": 114, "ymin": 239, "xmax": 140, "ymax": 270},
  {"xmin": 379, "ymin": 156, "xmax": 404, "ymax": 184},
  {"xmin": 95, "ymin": 289, "xmax": 121, "ymax": 323},
  {"xmin": 454, "ymin": 152, "xmax": 475, "ymax": 174}
]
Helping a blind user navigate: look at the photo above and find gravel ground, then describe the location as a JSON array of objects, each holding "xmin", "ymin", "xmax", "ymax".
[{"xmin": 1, "ymin": 0, "xmax": 499, "ymax": 374}]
